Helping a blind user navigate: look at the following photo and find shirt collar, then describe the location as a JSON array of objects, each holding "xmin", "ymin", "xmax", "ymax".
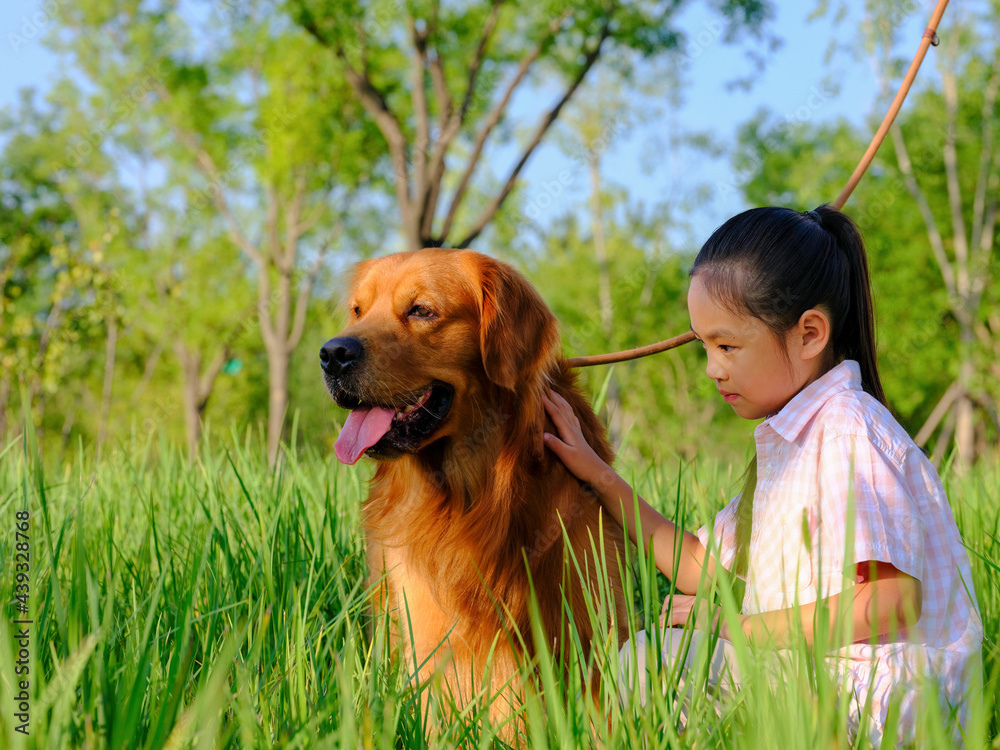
[{"xmin": 761, "ymin": 359, "xmax": 863, "ymax": 443}]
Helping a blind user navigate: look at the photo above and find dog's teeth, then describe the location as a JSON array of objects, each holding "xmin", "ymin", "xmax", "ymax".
[{"xmin": 392, "ymin": 388, "xmax": 433, "ymax": 422}]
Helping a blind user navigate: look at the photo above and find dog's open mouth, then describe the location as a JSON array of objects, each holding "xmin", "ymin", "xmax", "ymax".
[{"xmin": 333, "ymin": 382, "xmax": 454, "ymax": 464}]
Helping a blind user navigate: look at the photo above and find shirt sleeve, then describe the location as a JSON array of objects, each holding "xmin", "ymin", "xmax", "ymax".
[
  {"xmin": 698, "ymin": 493, "xmax": 740, "ymax": 572},
  {"xmin": 816, "ymin": 433, "xmax": 925, "ymax": 582}
]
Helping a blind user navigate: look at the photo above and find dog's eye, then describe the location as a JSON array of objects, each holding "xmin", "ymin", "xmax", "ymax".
[
  {"xmin": 353, "ymin": 305, "xmax": 361, "ymax": 317},
  {"xmin": 408, "ymin": 305, "xmax": 436, "ymax": 319}
]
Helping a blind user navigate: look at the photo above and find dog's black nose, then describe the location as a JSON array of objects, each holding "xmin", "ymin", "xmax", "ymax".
[{"xmin": 320, "ymin": 337, "xmax": 363, "ymax": 376}]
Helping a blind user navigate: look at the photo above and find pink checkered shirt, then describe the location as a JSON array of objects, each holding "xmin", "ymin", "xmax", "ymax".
[{"xmin": 698, "ymin": 359, "xmax": 983, "ymax": 744}]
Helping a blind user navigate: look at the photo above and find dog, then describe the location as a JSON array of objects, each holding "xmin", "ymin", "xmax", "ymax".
[{"xmin": 321, "ymin": 248, "xmax": 629, "ymax": 728}]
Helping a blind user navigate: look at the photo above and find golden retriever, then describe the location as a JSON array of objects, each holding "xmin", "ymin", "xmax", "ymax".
[{"xmin": 321, "ymin": 247, "xmax": 628, "ymax": 730}]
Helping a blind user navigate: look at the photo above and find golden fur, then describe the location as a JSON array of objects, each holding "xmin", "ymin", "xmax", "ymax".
[{"xmin": 324, "ymin": 248, "xmax": 628, "ymax": 726}]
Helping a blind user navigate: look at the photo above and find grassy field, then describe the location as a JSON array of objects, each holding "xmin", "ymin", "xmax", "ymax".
[{"xmin": 0, "ymin": 421, "xmax": 997, "ymax": 749}]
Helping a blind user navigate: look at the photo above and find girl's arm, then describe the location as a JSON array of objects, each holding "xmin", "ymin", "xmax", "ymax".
[
  {"xmin": 668, "ymin": 560, "xmax": 922, "ymax": 647},
  {"xmin": 542, "ymin": 390, "xmax": 713, "ymax": 594}
]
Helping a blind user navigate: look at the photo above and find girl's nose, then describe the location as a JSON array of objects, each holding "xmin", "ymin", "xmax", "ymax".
[{"xmin": 705, "ymin": 354, "xmax": 725, "ymax": 381}]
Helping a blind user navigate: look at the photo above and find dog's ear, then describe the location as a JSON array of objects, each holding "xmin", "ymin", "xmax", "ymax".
[{"xmin": 474, "ymin": 254, "xmax": 560, "ymax": 391}]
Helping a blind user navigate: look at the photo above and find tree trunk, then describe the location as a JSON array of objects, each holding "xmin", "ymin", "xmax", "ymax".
[
  {"xmin": 267, "ymin": 348, "xmax": 288, "ymax": 466},
  {"xmin": 60, "ymin": 407, "xmax": 77, "ymax": 453},
  {"xmin": 97, "ymin": 316, "xmax": 118, "ymax": 454},
  {"xmin": 932, "ymin": 407, "xmax": 957, "ymax": 469},
  {"xmin": 176, "ymin": 345, "xmax": 203, "ymax": 457},
  {"xmin": 954, "ymin": 328, "xmax": 976, "ymax": 470},
  {"xmin": 175, "ymin": 343, "xmax": 229, "ymax": 457}
]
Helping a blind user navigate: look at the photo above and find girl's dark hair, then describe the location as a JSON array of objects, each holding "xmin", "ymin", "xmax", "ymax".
[{"xmin": 688, "ymin": 204, "xmax": 886, "ymax": 602}]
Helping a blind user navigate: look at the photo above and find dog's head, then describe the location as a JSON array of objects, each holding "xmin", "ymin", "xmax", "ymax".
[{"xmin": 322, "ymin": 248, "xmax": 560, "ymax": 464}]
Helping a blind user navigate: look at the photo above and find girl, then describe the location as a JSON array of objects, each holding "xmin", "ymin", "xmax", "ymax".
[{"xmin": 541, "ymin": 205, "xmax": 982, "ymax": 745}]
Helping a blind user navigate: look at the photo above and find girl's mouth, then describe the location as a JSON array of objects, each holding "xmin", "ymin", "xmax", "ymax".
[{"xmin": 721, "ymin": 392, "xmax": 739, "ymax": 403}]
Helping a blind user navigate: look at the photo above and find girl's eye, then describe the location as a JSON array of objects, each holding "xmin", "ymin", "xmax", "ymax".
[
  {"xmin": 408, "ymin": 304, "xmax": 436, "ymax": 319},
  {"xmin": 718, "ymin": 344, "xmax": 734, "ymax": 353}
]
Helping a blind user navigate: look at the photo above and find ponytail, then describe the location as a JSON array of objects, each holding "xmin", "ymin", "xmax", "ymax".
[{"xmin": 814, "ymin": 204, "xmax": 887, "ymax": 407}]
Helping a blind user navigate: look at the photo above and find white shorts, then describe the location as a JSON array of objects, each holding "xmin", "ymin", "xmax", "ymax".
[{"xmin": 617, "ymin": 627, "xmax": 746, "ymax": 725}]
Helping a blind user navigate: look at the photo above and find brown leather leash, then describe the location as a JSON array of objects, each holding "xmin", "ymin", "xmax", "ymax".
[{"xmin": 566, "ymin": 0, "xmax": 950, "ymax": 369}]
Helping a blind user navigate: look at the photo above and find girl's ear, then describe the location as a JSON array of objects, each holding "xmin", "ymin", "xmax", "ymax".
[{"xmin": 796, "ymin": 308, "xmax": 832, "ymax": 360}]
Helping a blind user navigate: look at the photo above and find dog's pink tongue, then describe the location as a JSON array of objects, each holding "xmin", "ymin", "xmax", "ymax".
[{"xmin": 335, "ymin": 407, "xmax": 395, "ymax": 464}]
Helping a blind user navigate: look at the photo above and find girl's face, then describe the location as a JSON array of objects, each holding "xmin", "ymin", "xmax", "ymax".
[{"xmin": 687, "ymin": 274, "xmax": 829, "ymax": 420}]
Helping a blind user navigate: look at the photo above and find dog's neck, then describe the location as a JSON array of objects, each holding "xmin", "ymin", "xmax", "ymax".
[{"xmin": 366, "ymin": 365, "xmax": 593, "ymax": 611}]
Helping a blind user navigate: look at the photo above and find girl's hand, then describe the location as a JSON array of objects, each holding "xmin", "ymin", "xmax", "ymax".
[
  {"xmin": 661, "ymin": 594, "xmax": 721, "ymax": 633},
  {"xmin": 541, "ymin": 390, "xmax": 608, "ymax": 486}
]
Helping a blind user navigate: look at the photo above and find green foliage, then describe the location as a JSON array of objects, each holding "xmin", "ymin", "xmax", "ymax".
[
  {"xmin": 525, "ymin": 211, "xmax": 756, "ymax": 472},
  {"xmin": 732, "ymin": 59, "xmax": 1000, "ymax": 454},
  {"xmin": 0, "ymin": 425, "xmax": 995, "ymax": 748},
  {"xmin": 286, "ymin": 0, "xmax": 772, "ymax": 248}
]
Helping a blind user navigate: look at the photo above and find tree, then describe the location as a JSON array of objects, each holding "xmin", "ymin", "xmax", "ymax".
[
  {"xmin": 880, "ymin": 9, "xmax": 1000, "ymax": 467},
  {"xmin": 288, "ymin": 0, "xmax": 773, "ymax": 251},
  {"xmin": 53, "ymin": 0, "xmax": 386, "ymax": 463},
  {"xmin": 0, "ymin": 91, "xmax": 132, "ymax": 452},
  {"xmin": 732, "ymin": 5, "xmax": 1000, "ymax": 466}
]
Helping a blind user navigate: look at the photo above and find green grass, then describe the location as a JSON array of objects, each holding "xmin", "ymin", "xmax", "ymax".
[{"xmin": 0, "ymin": 422, "xmax": 996, "ymax": 749}]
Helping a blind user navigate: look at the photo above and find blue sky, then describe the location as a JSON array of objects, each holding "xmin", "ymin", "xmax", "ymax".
[{"xmin": 0, "ymin": 0, "xmax": 930, "ymax": 250}]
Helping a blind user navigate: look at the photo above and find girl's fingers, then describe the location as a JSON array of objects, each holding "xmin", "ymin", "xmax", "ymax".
[
  {"xmin": 549, "ymin": 391, "xmax": 581, "ymax": 427},
  {"xmin": 541, "ymin": 394, "xmax": 566, "ymax": 434},
  {"xmin": 542, "ymin": 431, "xmax": 569, "ymax": 456},
  {"xmin": 542, "ymin": 392, "xmax": 577, "ymax": 440}
]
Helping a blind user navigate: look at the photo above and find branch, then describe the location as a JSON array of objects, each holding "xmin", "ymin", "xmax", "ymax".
[
  {"xmin": 421, "ymin": 0, "xmax": 506, "ymax": 235},
  {"xmin": 889, "ymin": 123, "xmax": 959, "ymax": 302},
  {"xmin": 439, "ymin": 11, "xmax": 569, "ymax": 242},
  {"xmin": 289, "ymin": 240, "xmax": 332, "ymax": 352},
  {"xmin": 914, "ymin": 379, "xmax": 961, "ymax": 447},
  {"xmin": 429, "ymin": 51, "xmax": 451, "ymax": 131},
  {"xmin": 299, "ymin": 190, "xmax": 330, "ymax": 238},
  {"xmin": 420, "ymin": 55, "xmax": 452, "ymax": 239},
  {"xmin": 266, "ymin": 182, "xmax": 281, "ymax": 267},
  {"xmin": 420, "ymin": 48, "xmax": 452, "ymax": 242},
  {"xmin": 941, "ymin": 55, "xmax": 970, "ymax": 298},
  {"xmin": 970, "ymin": 45, "xmax": 1000, "ymax": 256},
  {"xmin": 297, "ymin": 6, "xmax": 415, "ymax": 245},
  {"xmin": 198, "ymin": 348, "xmax": 230, "ymax": 404},
  {"xmin": 930, "ymin": 407, "xmax": 956, "ymax": 468},
  {"xmin": 456, "ymin": 0, "xmax": 505, "ymax": 127},
  {"xmin": 185, "ymin": 137, "xmax": 263, "ymax": 265},
  {"xmin": 409, "ymin": 15, "xmax": 431, "ymax": 230},
  {"xmin": 457, "ymin": 19, "xmax": 612, "ymax": 248},
  {"xmin": 971, "ymin": 199, "xmax": 996, "ymax": 313},
  {"xmin": 282, "ymin": 173, "xmax": 308, "ymax": 273},
  {"xmin": 130, "ymin": 335, "xmax": 166, "ymax": 403},
  {"xmin": 152, "ymin": 82, "xmax": 265, "ymax": 267}
]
